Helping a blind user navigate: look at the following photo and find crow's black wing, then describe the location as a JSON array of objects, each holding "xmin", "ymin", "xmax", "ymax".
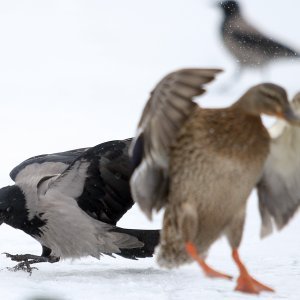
[
  {"xmin": 10, "ymin": 147, "xmax": 89, "ymax": 181},
  {"xmin": 45, "ymin": 139, "xmax": 134, "ymax": 226},
  {"xmin": 77, "ymin": 138, "xmax": 134, "ymax": 225}
]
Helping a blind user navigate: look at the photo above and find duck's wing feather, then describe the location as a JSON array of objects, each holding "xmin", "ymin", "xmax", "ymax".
[
  {"xmin": 42, "ymin": 139, "xmax": 134, "ymax": 225},
  {"xmin": 130, "ymin": 68, "xmax": 222, "ymax": 219},
  {"xmin": 257, "ymin": 94, "xmax": 300, "ymax": 237}
]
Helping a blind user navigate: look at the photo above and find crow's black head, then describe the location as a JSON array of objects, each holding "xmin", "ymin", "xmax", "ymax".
[
  {"xmin": 219, "ymin": 1, "xmax": 240, "ymax": 17},
  {"xmin": 0, "ymin": 185, "xmax": 27, "ymax": 227},
  {"xmin": 0, "ymin": 185, "xmax": 46, "ymax": 236}
]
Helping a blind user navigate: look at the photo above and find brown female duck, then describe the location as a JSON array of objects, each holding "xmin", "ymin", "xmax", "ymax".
[{"xmin": 130, "ymin": 69, "xmax": 300, "ymax": 294}]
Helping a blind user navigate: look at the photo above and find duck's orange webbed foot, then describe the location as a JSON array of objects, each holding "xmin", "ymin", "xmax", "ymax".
[
  {"xmin": 235, "ymin": 273, "xmax": 274, "ymax": 294},
  {"xmin": 185, "ymin": 242, "xmax": 233, "ymax": 280},
  {"xmin": 232, "ymin": 249, "xmax": 274, "ymax": 294}
]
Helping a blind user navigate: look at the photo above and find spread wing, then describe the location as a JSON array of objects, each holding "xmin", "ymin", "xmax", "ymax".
[
  {"xmin": 10, "ymin": 147, "xmax": 89, "ymax": 182},
  {"xmin": 257, "ymin": 93, "xmax": 300, "ymax": 237},
  {"xmin": 130, "ymin": 68, "xmax": 222, "ymax": 219},
  {"xmin": 43, "ymin": 139, "xmax": 134, "ymax": 225}
]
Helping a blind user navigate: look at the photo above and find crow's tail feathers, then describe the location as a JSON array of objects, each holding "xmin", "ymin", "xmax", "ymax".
[{"xmin": 112, "ymin": 227, "xmax": 160, "ymax": 259}]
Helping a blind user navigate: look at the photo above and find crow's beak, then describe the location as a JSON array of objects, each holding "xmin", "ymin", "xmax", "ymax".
[{"xmin": 283, "ymin": 106, "xmax": 300, "ymax": 125}]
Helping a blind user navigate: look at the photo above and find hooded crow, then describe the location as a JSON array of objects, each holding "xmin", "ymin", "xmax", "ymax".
[
  {"xmin": 218, "ymin": 1, "xmax": 299, "ymax": 73},
  {"xmin": 0, "ymin": 138, "xmax": 159, "ymax": 273}
]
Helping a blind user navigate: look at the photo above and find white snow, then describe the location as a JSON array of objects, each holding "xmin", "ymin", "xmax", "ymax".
[{"xmin": 0, "ymin": 0, "xmax": 299, "ymax": 299}]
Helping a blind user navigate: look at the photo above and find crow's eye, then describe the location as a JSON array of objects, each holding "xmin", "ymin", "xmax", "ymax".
[{"xmin": 6, "ymin": 207, "xmax": 12, "ymax": 213}]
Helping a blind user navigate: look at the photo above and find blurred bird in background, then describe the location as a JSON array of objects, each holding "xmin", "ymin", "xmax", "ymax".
[{"xmin": 218, "ymin": 1, "xmax": 300, "ymax": 84}]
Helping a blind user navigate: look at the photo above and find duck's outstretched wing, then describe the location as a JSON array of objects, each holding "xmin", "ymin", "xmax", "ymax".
[
  {"xmin": 257, "ymin": 93, "xmax": 300, "ymax": 238},
  {"xmin": 130, "ymin": 68, "xmax": 222, "ymax": 219}
]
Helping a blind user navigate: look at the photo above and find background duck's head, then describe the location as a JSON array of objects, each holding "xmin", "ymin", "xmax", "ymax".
[
  {"xmin": 219, "ymin": 1, "xmax": 240, "ymax": 17},
  {"xmin": 235, "ymin": 83, "xmax": 300, "ymax": 125}
]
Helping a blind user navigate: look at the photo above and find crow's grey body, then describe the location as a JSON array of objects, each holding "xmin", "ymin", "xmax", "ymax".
[{"xmin": 14, "ymin": 159, "xmax": 141, "ymax": 259}]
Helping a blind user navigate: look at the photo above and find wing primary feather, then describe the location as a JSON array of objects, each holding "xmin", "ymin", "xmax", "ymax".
[{"xmin": 130, "ymin": 68, "xmax": 222, "ymax": 218}]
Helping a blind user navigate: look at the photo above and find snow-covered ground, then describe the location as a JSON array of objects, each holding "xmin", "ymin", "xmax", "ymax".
[{"xmin": 0, "ymin": 0, "xmax": 299, "ymax": 299}]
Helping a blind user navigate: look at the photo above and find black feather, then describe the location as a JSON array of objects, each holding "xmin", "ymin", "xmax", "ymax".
[
  {"xmin": 131, "ymin": 133, "xmax": 144, "ymax": 170},
  {"xmin": 76, "ymin": 139, "xmax": 134, "ymax": 225},
  {"xmin": 112, "ymin": 227, "xmax": 160, "ymax": 259}
]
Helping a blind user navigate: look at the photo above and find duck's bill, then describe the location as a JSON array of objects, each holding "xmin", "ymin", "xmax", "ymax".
[{"xmin": 283, "ymin": 107, "xmax": 300, "ymax": 125}]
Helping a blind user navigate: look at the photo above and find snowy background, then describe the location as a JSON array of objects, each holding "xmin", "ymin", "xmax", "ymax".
[{"xmin": 0, "ymin": 0, "xmax": 299, "ymax": 299}]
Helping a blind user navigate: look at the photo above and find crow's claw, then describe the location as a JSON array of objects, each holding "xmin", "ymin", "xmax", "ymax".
[
  {"xmin": 7, "ymin": 260, "xmax": 38, "ymax": 275},
  {"xmin": 3, "ymin": 252, "xmax": 60, "ymax": 274}
]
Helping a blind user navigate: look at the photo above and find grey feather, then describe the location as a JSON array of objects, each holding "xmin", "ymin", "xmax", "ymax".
[
  {"xmin": 130, "ymin": 68, "xmax": 222, "ymax": 219},
  {"xmin": 34, "ymin": 152, "xmax": 143, "ymax": 258},
  {"xmin": 257, "ymin": 93, "xmax": 300, "ymax": 237},
  {"xmin": 10, "ymin": 148, "xmax": 88, "ymax": 181},
  {"xmin": 15, "ymin": 162, "xmax": 69, "ymax": 220}
]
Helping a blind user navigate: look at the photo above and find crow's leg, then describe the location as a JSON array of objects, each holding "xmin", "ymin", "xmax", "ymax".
[{"xmin": 3, "ymin": 253, "xmax": 60, "ymax": 275}]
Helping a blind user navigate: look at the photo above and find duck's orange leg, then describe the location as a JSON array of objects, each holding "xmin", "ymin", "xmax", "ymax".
[
  {"xmin": 232, "ymin": 249, "xmax": 274, "ymax": 294},
  {"xmin": 185, "ymin": 242, "xmax": 232, "ymax": 280}
]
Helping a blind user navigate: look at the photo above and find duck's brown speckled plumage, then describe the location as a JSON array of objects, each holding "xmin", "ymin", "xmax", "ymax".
[{"xmin": 159, "ymin": 107, "xmax": 270, "ymax": 267}]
